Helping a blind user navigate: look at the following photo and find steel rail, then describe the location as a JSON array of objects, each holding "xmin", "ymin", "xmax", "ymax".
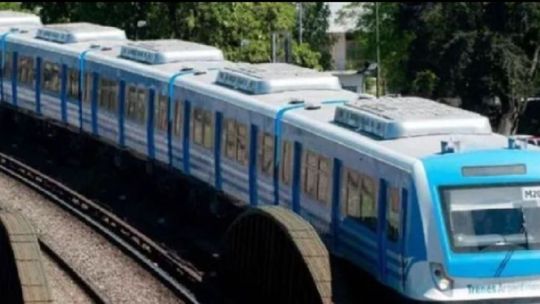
[
  {"xmin": 38, "ymin": 237, "xmax": 111, "ymax": 304},
  {"xmin": 0, "ymin": 152, "xmax": 201, "ymax": 304}
]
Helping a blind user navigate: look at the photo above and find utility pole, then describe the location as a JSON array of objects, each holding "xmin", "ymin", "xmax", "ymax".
[
  {"xmin": 272, "ymin": 32, "xmax": 277, "ymax": 63},
  {"xmin": 375, "ymin": 2, "xmax": 381, "ymax": 97},
  {"xmin": 297, "ymin": 2, "xmax": 303, "ymax": 44}
]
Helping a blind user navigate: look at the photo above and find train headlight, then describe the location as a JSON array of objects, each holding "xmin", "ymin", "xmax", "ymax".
[{"xmin": 430, "ymin": 262, "xmax": 454, "ymax": 291}]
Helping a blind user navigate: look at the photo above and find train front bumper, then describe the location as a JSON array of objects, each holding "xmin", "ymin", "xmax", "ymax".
[{"xmin": 408, "ymin": 262, "xmax": 540, "ymax": 302}]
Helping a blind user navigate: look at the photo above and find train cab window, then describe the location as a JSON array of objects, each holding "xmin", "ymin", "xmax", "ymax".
[
  {"xmin": 223, "ymin": 118, "xmax": 248, "ymax": 166},
  {"xmin": 3, "ymin": 52, "xmax": 12, "ymax": 79},
  {"xmin": 17, "ymin": 56, "xmax": 33, "ymax": 87},
  {"xmin": 42, "ymin": 61, "xmax": 61, "ymax": 94},
  {"xmin": 259, "ymin": 133, "xmax": 274, "ymax": 176},
  {"xmin": 67, "ymin": 69, "xmax": 92, "ymax": 103},
  {"xmin": 281, "ymin": 140, "xmax": 293, "ymax": 185},
  {"xmin": 155, "ymin": 94, "xmax": 182, "ymax": 135},
  {"xmin": 387, "ymin": 186, "xmax": 401, "ymax": 242},
  {"xmin": 98, "ymin": 77, "xmax": 118, "ymax": 113},
  {"xmin": 302, "ymin": 150, "xmax": 331, "ymax": 205},
  {"xmin": 193, "ymin": 107, "xmax": 213, "ymax": 149},
  {"xmin": 125, "ymin": 85, "xmax": 147, "ymax": 124},
  {"xmin": 342, "ymin": 168, "xmax": 378, "ymax": 230}
]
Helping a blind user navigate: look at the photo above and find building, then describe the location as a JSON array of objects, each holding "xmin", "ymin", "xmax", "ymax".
[{"xmin": 326, "ymin": 2, "xmax": 366, "ymax": 93}]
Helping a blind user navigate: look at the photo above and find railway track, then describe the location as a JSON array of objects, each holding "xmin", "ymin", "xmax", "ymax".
[
  {"xmin": 38, "ymin": 237, "xmax": 110, "ymax": 304},
  {"xmin": 0, "ymin": 151, "xmax": 203, "ymax": 304}
]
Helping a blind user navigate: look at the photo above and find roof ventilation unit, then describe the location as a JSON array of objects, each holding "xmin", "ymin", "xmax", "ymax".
[
  {"xmin": 333, "ymin": 96, "xmax": 492, "ymax": 140},
  {"xmin": 215, "ymin": 63, "xmax": 341, "ymax": 95},
  {"xmin": 119, "ymin": 39, "xmax": 224, "ymax": 65},
  {"xmin": 36, "ymin": 23, "xmax": 126, "ymax": 44},
  {"xmin": 0, "ymin": 11, "xmax": 41, "ymax": 27}
]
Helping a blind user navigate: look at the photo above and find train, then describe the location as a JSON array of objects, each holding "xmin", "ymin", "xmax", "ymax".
[{"xmin": 2, "ymin": 10, "xmax": 540, "ymax": 303}]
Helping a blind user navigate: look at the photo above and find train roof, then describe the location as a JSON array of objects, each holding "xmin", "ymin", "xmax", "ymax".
[
  {"xmin": 334, "ymin": 96, "xmax": 492, "ymax": 139},
  {"xmin": 119, "ymin": 39, "xmax": 224, "ymax": 64},
  {"xmin": 0, "ymin": 11, "xmax": 41, "ymax": 27},
  {"xmin": 5, "ymin": 24, "xmax": 230, "ymax": 78},
  {"xmin": 1, "ymin": 17, "xmax": 532, "ymax": 170},
  {"xmin": 182, "ymin": 68, "xmax": 517, "ymax": 165},
  {"xmin": 216, "ymin": 63, "xmax": 341, "ymax": 94},
  {"xmin": 35, "ymin": 22, "xmax": 126, "ymax": 43}
]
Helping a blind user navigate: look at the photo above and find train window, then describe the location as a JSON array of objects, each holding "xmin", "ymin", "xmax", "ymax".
[
  {"xmin": 3, "ymin": 52, "xmax": 11, "ymax": 79},
  {"xmin": 281, "ymin": 140, "xmax": 292, "ymax": 185},
  {"xmin": 98, "ymin": 77, "xmax": 118, "ymax": 113},
  {"xmin": 125, "ymin": 85, "xmax": 147, "ymax": 124},
  {"xmin": 223, "ymin": 118, "xmax": 248, "ymax": 166},
  {"xmin": 173, "ymin": 100, "xmax": 182, "ymax": 136},
  {"xmin": 193, "ymin": 107, "xmax": 213, "ymax": 149},
  {"xmin": 156, "ymin": 95, "xmax": 183, "ymax": 135},
  {"xmin": 387, "ymin": 186, "xmax": 401, "ymax": 242},
  {"xmin": 42, "ymin": 61, "xmax": 61, "ymax": 94},
  {"xmin": 17, "ymin": 56, "xmax": 33, "ymax": 87},
  {"xmin": 318, "ymin": 157, "xmax": 331, "ymax": 204},
  {"xmin": 259, "ymin": 133, "xmax": 274, "ymax": 176},
  {"xmin": 67, "ymin": 69, "xmax": 78, "ymax": 100},
  {"xmin": 155, "ymin": 94, "xmax": 167, "ymax": 131},
  {"xmin": 193, "ymin": 108, "xmax": 204, "ymax": 146},
  {"xmin": 203, "ymin": 110, "xmax": 214, "ymax": 149},
  {"xmin": 344, "ymin": 170, "xmax": 361, "ymax": 216},
  {"xmin": 342, "ymin": 168, "xmax": 378, "ymax": 230},
  {"xmin": 67, "ymin": 69, "xmax": 92, "ymax": 103},
  {"xmin": 302, "ymin": 150, "xmax": 331, "ymax": 205},
  {"xmin": 224, "ymin": 119, "xmax": 235, "ymax": 158},
  {"xmin": 83, "ymin": 72, "xmax": 92, "ymax": 104}
]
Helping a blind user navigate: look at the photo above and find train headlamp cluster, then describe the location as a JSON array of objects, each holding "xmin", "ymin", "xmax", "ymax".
[{"xmin": 430, "ymin": 262, "xmax": 454, "ymax": 292}]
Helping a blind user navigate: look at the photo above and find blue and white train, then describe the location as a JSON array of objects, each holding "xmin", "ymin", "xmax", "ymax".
[{"xmin": 3, "ymin": 11, "xmax": 540, "ymax": 302}]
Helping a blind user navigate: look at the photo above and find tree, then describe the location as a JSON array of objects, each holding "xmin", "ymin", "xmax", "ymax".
[
  {"xmin": 412, "ymin": 70, "xmax": 438, "ymax": 98},
  {"xmin": 295, "ymin": 2, "xmax": 333, "ymax": 70},
  {"xmin": 0, "ymin": 2, "xmax": 24, "ymax": 11},
  {"xmin": 22, "ymin": 2, "xmax": 326, "ymax": 69},
  {"xmin": 400, "ymin": 3, "xmax": 540, "ymax": 134},
  {"xmin": 338, "ymin": 3, "xmax": 414, "ymax": 93}
]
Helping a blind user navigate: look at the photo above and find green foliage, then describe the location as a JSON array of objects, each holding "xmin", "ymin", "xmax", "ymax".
[
  {"xmin": 398, "ymin": 3, "xmax": 540, "ymax": 133},
  {"xmin": 339, "ymin": 3, "xmax": 414, "ymax": 93},
  {"xmin": 292, "ymin": 42, "xmax": 322, "ymax": 70},
  {"xmin": 0, "ymin": 2, "xmax": 23, "ymax": 11},
  {"xmin": 412, "ymin": 70, "xmax": 439, "ymax": 97},
  {"xmin": 295, "ymin": 3, "xmax": 333, "ymax": 70},
  {"xmin": 339, "ymin": 2, "xmax": 540, "ymax": 134},
  {"xmin": 21, "ymin": 2, "xmax": 330, "ymax": 70}
]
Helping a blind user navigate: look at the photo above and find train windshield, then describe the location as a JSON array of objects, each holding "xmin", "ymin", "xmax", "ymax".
[{"xmin": 441, "ymin": 185, "xmax": 540, "ymax": 252}]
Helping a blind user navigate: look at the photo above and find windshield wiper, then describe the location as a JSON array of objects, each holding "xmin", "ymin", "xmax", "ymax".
[
  {"xmin": 520, "ymin": 206, "xmax": 530, "ymax": 250},
  {"xmin": 494, "ymin": 207, "xmax": 529, "ymax": 277}
]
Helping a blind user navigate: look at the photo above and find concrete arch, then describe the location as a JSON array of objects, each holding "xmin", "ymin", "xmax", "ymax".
[{"xmin": 222, "ymin": 205, "xmax": 332, "ymax": 304}]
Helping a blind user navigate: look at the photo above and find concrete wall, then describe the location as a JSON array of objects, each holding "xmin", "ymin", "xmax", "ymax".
[{"xmin": 329, "ymin": 32, "xmax": 346, "ymax": 71}]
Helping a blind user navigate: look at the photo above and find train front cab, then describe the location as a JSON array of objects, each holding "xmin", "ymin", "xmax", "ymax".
[{"xmin": 409, "ymin": 148, "xmax": 540, "ymax": 302}]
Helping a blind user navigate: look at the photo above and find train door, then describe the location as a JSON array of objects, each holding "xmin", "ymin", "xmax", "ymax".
[{"xmin": 378, "ymin": 179, "xmax": 408, "ymax": 291}]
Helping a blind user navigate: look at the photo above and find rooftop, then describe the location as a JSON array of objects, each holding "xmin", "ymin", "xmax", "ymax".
[
  {"xmin": 216, "ymin": 63, "xmax": 341, "ymax": 94},
  {"xmin": 334, "ymin": 96, "xmax": 493, "ymax": 139},
  {"xmin": 119, "ymin": 39, "xmax": 224, "ymax": 64},
  {"xmin": 35, "ymin": 22, "xmax": 126, "ymax": 44},
  {"xmin": 0, "ymin": 10, "xmax": 41, "ymax": 27}
]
